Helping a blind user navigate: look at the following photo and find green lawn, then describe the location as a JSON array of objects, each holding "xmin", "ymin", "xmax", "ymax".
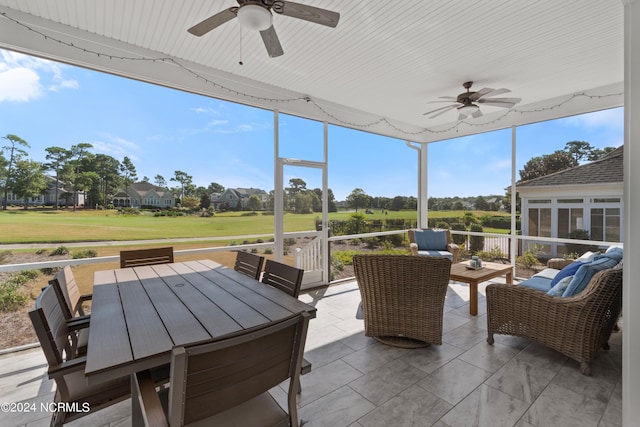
[{"xmin": 0, "ymin": 208, "xmax": 510, "ymax": 244}]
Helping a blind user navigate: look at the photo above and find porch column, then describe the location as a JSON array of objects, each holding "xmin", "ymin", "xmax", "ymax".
[{"xmin": 623, "ymin": 0, "xmax": 640, "ymax": 424}]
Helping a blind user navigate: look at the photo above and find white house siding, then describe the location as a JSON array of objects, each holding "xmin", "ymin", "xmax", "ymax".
[{"xmin": 520, "ymin": 182, "xmax": 623, "ymax": 257}]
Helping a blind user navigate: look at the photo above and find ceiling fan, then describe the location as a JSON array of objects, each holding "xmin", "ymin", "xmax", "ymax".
[
  {"xmin": 423, "ymin": 81, "xmax": 521, "ymax": 120},
  {"xmin": 188, "ymin": 0, "xmax": 340, "ymax": 58}
]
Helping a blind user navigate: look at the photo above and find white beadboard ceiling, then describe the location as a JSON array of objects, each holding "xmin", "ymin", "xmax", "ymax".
[{"xmin": 0, "ymin": 1, "xmax": 624, "ymax": 143}]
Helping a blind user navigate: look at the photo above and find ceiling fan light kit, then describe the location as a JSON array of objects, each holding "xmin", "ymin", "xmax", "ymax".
[
  {"xmin": 423, "ymin": 81, "xmax": 521, "ymax": 121},
  {"xmin": 237, "ymin": 4, "xmax": 272, "ymax": 31},
  {"xmin": 188, "ymin": 0, "xmax": 340, "ymax": 58},
  {"xmin": 458, "ymin": 104, "xmax": 479, "ymax": 116}
]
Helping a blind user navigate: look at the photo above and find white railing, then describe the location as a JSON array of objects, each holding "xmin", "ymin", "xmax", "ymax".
[{"xmin": 294, "ymin": 237, "xmax": 322, "ymax": 272}]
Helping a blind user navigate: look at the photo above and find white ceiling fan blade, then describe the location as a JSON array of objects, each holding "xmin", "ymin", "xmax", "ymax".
[
  {"xmin": 469, "ymin": 87, "xmax": 494, "ymax": 100},
  {"xmin": 260, "ymin": 25, "xmax": 284, "ymax": 57},
  {"xmin": 472, "ymin": 108, "xmax": 483, "ymax": 118},
  {"xmin": 423, "ymin": 104, "xmax": 458, "ymax": 118},
  {"xmin": 188, "ymin": 8, "xmax": 237, "ymax": 36}
]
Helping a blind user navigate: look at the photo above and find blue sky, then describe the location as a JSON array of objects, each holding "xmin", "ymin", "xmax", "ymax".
[{"xmin": 0, "ymin": 48, "xmax": 624, "ymax": 201}]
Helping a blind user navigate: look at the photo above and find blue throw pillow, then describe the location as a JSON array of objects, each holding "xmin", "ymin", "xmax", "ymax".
[
  {"xmin": 562, "ymin": 256, "xmax": 619, "ymax": 297},
  {"xmin": 547, "ymin": 275, "xmax": 573, "ymax": 297},
  {"xmin": 549, "ymin": 261, "xmax": 583, "ymax": 287},
  {"xmin": 414, "ymin": 230, "xmax": 447, "ymax": 251}
]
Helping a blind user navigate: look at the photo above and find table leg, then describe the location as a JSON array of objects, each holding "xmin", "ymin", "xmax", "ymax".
[
  {"xmin": 506, "ymin": 270, "xmax": 513, "ymax": 285},
  {"xmin": 469, "ymin": 281, "xmax": 478, "ymax": 316}
]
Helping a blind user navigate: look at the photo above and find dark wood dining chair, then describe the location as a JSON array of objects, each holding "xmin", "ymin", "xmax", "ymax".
[
  {"xmin": 261, "ymin": 259, "xmax": 311, "ymax": 377},
  {"xmin": 132, "ymin": 312, "xmax": 310, "ymax": 427},
  {"xmin": 234, "ymin": 250, "xmax": 265, "ymax": 280},
  {"xmin": 261, "ymin": 259, "xmax": 304, "ymax": 298},
  {"xmin": 120, "ymin": 246, "xmax": 174, "ymax": 268},
  {"xmin": 29, "ymin": 285, "xmax": 130, "ymax": 426},
  {"xmin": 49, "ymin": 265, "xmax": 92, "ymax": 353},
  {"xmin": 50, "ymin": 265, "xmax": 91, "ymax": 320}
]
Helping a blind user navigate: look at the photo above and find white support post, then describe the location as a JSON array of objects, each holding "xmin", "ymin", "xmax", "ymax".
[
  {"xmin": 274, "ymin": 111, "xmax": 283, "ymax": 261},
  {"xmin": 623, "ymin": 0, "xmax": 640, "ymax": 424},
  {"xmin": 511, "ymin": 126, "xmax": 517, "ymax": 268}
]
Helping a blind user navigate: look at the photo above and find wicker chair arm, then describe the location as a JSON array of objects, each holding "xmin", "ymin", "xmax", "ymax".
[
  {"xmin": 409, "ymin": 242, "xmax": 418, "ymax": 256},
  {"xmin": 446, "ymin": 243, "xmax": 460, "ymax": 263}
]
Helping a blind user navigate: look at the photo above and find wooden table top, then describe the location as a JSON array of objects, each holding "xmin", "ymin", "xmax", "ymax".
[
  {"xmin": 85, "ymin": 259, "xmax": 316, "ymax": 384},
  {"xmin": 450, "ymin": 261, "xmax": 513, "ymax": 282}
]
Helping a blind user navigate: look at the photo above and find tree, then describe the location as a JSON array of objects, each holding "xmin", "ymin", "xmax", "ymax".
[
  {"xmin": 12, "ymin": 160, "xmax": 47, "ymax": 209},
  {"xmin": 587, "ymin": 146, "xmax": 616, "ymax": 161},
  {"xmin": 286, "ymin": 178, "xmax": 307, "ymax": 196},
  {"xmin": 391, "ymin": 196, "xmax": 406, "ymax": 211},
  {"xmin": 90, "ymin": 154, "xmax": 121, "ymax": 208},
  {"xmin": 519, "ymin": 150, "xmax": 577, "ymax": 181},
  {"xmin": 154, "ymin": 175, "xmax": 167, "ymax": 189},
  {"xmin": 171, "ymin": 170, "xmax": 193, "ymax": 200},
  {"xmin": 564, "ymin": 140, "xmax": 594, "ymax": 163},
  {"xmin": 200, "ymin": 193, "xmax": 211, "ymax": 209},
  {"xmin": 119, "ymin": 156, "xmax": 137, "ymax": 206},
  {"xmin": 44, "ymin": 146, "xmax": 72, "ymax": 209},
  {"xmin": 1, "ymin": 134, "xmax": 30, "ymax": 210},
  {"xmin": 346, "ymin": 188, "xmax": 370, "ymax": 212},
  {"xmin": 294, "ymin": 192, "xmax": 313, "ymax": 214},
  {"xmin": 70, "ymin": 143, "xmax": 94, "ymax": 210},
  {"xmin": 207, "ymin": 182, "xmax": 225, "ymax": 193},
  {"xmin": 474, "ymin": 196, "xmax": 489, "ymax": 211},
  {"xmin": 247, "ymin": 194, "xmax": 262, "ymax": 212}
]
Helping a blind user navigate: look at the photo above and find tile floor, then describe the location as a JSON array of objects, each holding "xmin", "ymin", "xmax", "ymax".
[{"xmin": 0, "ymin": 277, "xmax": 622, "ymax": 427}]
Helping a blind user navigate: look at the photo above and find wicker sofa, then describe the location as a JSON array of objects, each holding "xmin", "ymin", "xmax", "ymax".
[
  {"xmin": 353, "ymin": 254, "xmax": 451, "ymax": 348},
  {"xmin": 486, "ymin": 266, "xmax": 622, "ymax": 375}
]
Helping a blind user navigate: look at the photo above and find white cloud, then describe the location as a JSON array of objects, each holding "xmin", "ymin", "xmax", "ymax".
[
  {"xmin": 90, "ymin": 135, "xmax": 141, "ymax": 161},
  {"xmin": 0, "ymin": 49, "xmax": 78, "ymax": 102},
  {"xmin": 564, "ymin": 108, "xmax": 624, "ymax": 131},
  {"xmin": 0, "ymin": 67, "xmax": 41, "ymax": 101}
]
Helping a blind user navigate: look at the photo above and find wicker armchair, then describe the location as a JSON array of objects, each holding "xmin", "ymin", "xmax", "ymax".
[
  {"xmin": 353, "ymin": 254, "xmax": 451, "ymax": 348},
  {"xmin": 408, "ymin": 228, "xmax": 460, "ymax": 264},
  {"xmin": 486, "ymin": 267, "xmax": 622, "ymax": 375}
]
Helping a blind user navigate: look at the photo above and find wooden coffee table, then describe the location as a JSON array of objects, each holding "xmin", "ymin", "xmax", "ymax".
[{"xmin": 450, "ymin": 261, "xmax": 513, "ymax": 316}]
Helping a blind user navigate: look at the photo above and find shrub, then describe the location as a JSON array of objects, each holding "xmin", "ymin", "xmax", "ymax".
[
  {"xmin": 477, "ymin": 246, "xmax": 507, "ymax": 262},
  {"xmin": 0, "ymin": 250, "xmax": 12, "ymax": 264},
  {"xmin": 72, "ymin": 249, "xmax": 98, "ymax": 259},
  {"xmin": 263, "ymin": 248, "xmax": 273, "ymax": 254},
  {"xmin": 469, "ymin": 224, "xmax": 484, "ymax": 254},
  {"xmin": 50, "ymin": 246, "xmax": 69, "ymax": 256},
  {"xmin": 332, "ymin": 250, "xmax": 359, "ymax": 266},
  {"xmin": 0, "ymin": 270, "xmax": 39, "ymax": 311},
  {"xmin": 517, "ymin": 250, "xmax": 542, "ymax": 269},
  {"xmin": 250, "ymin": 248, "xmax": 258, "ymax": 254},
  {"xmin": 35, "ymin": 248, "xmax": 47, "ymax": 255},
  {"xmin": 450, "ymin": 223, "xmax": 467, "ymax": 245}
]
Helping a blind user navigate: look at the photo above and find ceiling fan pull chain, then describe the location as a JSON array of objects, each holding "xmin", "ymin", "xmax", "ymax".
[{"xmin": 239, "ymin": 25, "xmax": 244, "ymax": 65}]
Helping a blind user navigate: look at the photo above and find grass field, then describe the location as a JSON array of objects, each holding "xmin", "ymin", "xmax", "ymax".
[{"xmin": 0, "ymin": 208, "xmax": 509, "ymax": 244}]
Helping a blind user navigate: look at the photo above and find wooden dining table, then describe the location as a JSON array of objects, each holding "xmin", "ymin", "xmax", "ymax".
[{"xmin": 85, "ymin": 259, "xmax": 316, "ymax": 385}]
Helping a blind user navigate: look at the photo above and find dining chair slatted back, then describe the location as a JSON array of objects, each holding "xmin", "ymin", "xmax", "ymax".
[
  {"xmin": 120, "ymin": 247, "xmax": 174, "ymax": 268},
  {"xmin": 234, "ymin": 251, "xmax": 265, "ymax": 280},
  {"xmin": 50, "ymin": 265, "xmax": 91, "ymax": 320},
  {"xmin": 261, "ymin": 259, "xmax": 304, "ymax": 298},
  {"xmin": 29, "ymin": 285, "xmax": 71, "ymax": 367},
  {"xmin": 29, "ymin": 286, "xmax": 130, "ymax": 426},
  {"xmin": 132, "ymin": 312, "xmax": 309, "ymax": 426}
]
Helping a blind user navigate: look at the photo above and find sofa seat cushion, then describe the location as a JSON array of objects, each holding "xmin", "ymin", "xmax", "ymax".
[
  {"xmin": 414, "ymin": 230, "xmax": 447, "ymax": 251},
  {"xmin": 416, "ymin": 250, "xmax": 453, "ymax": 261},
  {"xmin": 519, "ymin": 275, "xmax": 554, "ymax": 293}
]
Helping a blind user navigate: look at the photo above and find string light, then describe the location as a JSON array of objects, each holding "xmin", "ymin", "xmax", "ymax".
[{"xmin": 0, "ymin": 12, "xmax": 623, "ymax": 137}]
